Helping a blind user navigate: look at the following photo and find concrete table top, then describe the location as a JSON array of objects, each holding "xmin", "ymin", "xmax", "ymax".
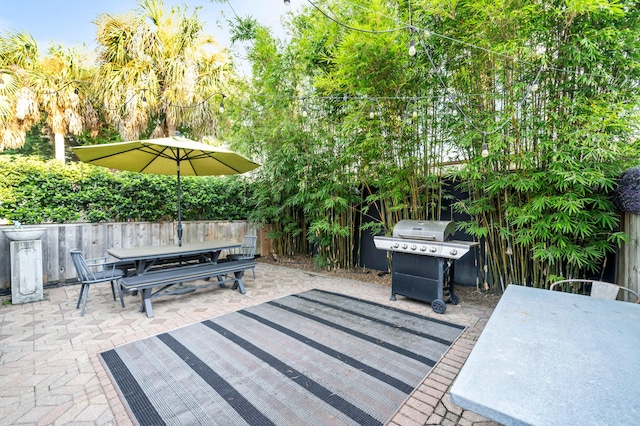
[{"xmin": 450, "ymin": 285, "xmax": 640, "ymax": 425}]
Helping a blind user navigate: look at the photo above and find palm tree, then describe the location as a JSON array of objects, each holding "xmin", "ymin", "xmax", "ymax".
[
  {"xmin": 29, "ymin": 45, "xmax": 100, "ymax": 161},
  {"xmin": 1, "ymin": 31, "xmax": 99, "ymax": 161},
  {"xmin": 94, "ymin": 0, "xmax": 232, "ymax": 141},
  {"xmin": 0, "ymin": 31, "xmax": 41, "ymax": 152}
]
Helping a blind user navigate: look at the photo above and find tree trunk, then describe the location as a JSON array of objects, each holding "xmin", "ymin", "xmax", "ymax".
[{"xmin": 54, "ymin": 133, "xmax": 65, "ymax": 162}]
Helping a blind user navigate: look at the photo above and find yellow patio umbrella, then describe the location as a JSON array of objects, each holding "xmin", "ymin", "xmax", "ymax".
[{"xmin": 72, "ymin": 136, "xmax": 260, "ymax": 246}]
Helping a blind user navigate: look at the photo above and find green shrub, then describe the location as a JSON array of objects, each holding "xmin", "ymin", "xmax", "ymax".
[{"xmin": 0, "ymin": 156, "xmax": 255, "ymax": 224}]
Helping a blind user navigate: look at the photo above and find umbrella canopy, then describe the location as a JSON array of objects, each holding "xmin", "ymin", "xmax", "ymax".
[
  {"xmin": 72, "ymin": 136, "xmax": 260, "ymax": 176},
  {"xmin": 72, "ymin": 136, "xmax": 260, "ymax": 246}
]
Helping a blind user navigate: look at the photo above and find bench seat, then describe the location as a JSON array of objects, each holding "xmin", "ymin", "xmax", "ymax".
[{"xmin": 119, "ymin": 259, "xmax": 256, "ymax": 318}]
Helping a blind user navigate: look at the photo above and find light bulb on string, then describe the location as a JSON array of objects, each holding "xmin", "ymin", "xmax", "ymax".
[
  {"xmin": 219, "ymin": 95, "xmax": 225, "ymax": 114},
  {"xmin": 409, "ymin": 39, "xmax": 416, "ymax": 57},
  {"xmin": 369, "ymin": 105, "xmax": 375, "ymax": 119},
  {"xmin": 481, "ymin": 142, "xmax": 489, "ymax": 158},
  {"xmin": 284, "ymin": 0, "xmax": 291, "ymax": 12}
]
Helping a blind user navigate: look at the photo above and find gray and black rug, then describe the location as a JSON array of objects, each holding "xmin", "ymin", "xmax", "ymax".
[{"xmin": 100, "ymin": 289, "xmax": 465, "ymax": 425}]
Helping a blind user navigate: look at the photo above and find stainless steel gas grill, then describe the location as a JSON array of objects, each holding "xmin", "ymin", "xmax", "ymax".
[{"xmin": 373, "ymin": 220, "xmax": 478, "ymax": 314}]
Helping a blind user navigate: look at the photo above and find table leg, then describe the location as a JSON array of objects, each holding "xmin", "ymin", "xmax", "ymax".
[
  {"xmin": 231, "ymin": 270, "xmax": 246, "ymax": 294},
  {"xmin": 140, "ymin": 288, "xmax": 154, "ymax": 318}
]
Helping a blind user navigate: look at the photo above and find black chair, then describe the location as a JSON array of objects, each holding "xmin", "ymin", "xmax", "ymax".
[{"xmin": 70, "ymin": 249, "xmax": 125, "ymax": 316}]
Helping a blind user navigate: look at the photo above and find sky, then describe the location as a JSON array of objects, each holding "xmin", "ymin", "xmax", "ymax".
[{"xmin": 1, "ymin": 0, "xmax": 301, "ymax": 75}]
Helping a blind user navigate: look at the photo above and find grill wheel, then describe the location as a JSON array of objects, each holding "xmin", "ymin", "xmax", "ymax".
[{"xmin": 431, "ymin": 299, "xmax": 446, "ymax": 314}]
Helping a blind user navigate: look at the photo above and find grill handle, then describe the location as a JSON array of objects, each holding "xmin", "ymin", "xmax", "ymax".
[{"xmin": 397, "ymin": 233, "xmax": 436, "ymax": 241}]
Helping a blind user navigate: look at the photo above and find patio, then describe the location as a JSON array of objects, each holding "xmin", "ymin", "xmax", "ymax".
[{"xmin": 0, "ymin": 262, "xmax": 499, "ymax": 425}]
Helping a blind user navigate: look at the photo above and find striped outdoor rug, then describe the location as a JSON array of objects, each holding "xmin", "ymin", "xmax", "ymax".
[{"xmin": 100, "ymin": 289, "xmax": 465, "ymax": 425}]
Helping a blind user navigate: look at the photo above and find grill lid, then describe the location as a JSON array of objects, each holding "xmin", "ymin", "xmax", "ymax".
[{"xmin": 392, "ymin": 220, "xmax": 456, "ymax": 242}]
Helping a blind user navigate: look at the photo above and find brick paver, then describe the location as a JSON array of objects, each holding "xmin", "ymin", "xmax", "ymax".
[{"xmin": 0, "ymin": 262, "xmax": 500, "ymax": 425}]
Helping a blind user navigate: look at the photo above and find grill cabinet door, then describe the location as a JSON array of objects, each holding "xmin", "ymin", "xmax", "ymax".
[{"xmin": 391, "ymin": 253, "xmax": 444, "ymax": 303}]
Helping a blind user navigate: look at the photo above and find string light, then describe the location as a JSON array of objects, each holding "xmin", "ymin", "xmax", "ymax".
[
  {"xmin": 284, "ymin": 0, "xmax": 291, "ymax": 11},
  {"xmin": 1, "ymin": 76, "xmax": 545, "ymax": 128},
  {"xmin": 307, "ymin": 0, "xmax": 411, "ymax": 34},
  {"xmin": 0, "ymin": 2, "xmax": 618, "ymax": 129},
  {"xmin": 317, "ymin": 0, "xmax": 612, "ymax": 81},
  {"xmin": 408, "ymin": 40, "xmax": 416, "ymax": 57},
  {"xmin": 481, "ymin": 142, "xmax": 489, "ymax": 158},
  {"xmin": 408, "ymin": 1, "xmax": 415, "ymax": 57}
]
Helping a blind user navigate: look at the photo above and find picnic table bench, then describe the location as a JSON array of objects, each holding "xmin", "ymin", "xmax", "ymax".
[{"xmin": 119, "ymin": 259, "xmax": 256, "ymax": 318}]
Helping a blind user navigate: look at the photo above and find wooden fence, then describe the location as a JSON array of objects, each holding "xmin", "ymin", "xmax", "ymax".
[
  {"xmin": 617, "ymin": 212, "xmax": 640, "ymax": 295},
  {"xmin": 0, "ymin": 221, "xmax": 269, "ymax": 290},
  {"xmin": 3, "ymin": 217, "xmax": 638, "ymax": 294}
]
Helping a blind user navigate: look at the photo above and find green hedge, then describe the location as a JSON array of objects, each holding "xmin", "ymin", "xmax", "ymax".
[{"xmin": 0, "ymin": 156, "xmax": 255, "ymax": 224}]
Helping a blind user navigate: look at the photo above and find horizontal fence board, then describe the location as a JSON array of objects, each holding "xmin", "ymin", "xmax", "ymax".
[{"xmin": 0, "ymin": 221, "xmax": 261, "ymax": 289}]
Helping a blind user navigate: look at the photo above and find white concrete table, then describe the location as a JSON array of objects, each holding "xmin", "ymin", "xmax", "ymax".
[{"xmin": 450, "ymin": 285, "xmax": 640, "ymax": 425}]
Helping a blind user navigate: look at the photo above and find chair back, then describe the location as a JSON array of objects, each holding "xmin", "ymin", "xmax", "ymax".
[
  {"xmin": 550, "ymin": 279, "xmax": 639, "ymax": 302},
  {"xmin": 590, "ymin": 281, "xmax": 621, "ymax": 300},
  {"xmin": 239, "ymin": 235, "xmax": 258, "ymax": 258},
  {"xmin": 70, "ymin": 249, "xmax": 92, "ymax": 282}
]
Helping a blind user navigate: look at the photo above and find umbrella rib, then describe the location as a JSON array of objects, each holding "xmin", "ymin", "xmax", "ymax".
[
  {"xmin": 138, "ymin": 145, "xmax": 181, "ymax": 173},
  {"xmin": 177, "ymin": 149, "xmax": 197, "ymax": 175},
  {"xmin": 187, "ymin": 152, "xmax": 247, "ymax": 175},
  {"xmin": 76, "ymin": 146, "xmax": 143, "ymax": 163}
]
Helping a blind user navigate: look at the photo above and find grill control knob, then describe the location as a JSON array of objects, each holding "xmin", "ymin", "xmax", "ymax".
[
  {"xmin": 420, "ymin": 246, "xmax": 427, "ymax": 251},
  {"xmin": 429, "ymin": 246, "xmax": 437, "ymax": 253},
  {"xmin": 450, "ymin": 249, "xmax": 458, "ymax": 256},
  {"xmin": 411, "ymin": 245, "xmax": 417, "ymax": 250},
  {"xmin": 402, "ymin": 244, "xmax": 408, "ymax": 249},
  {"xmin": 393, "ymin": 242, "xmax": 399, "ymax": 248}
]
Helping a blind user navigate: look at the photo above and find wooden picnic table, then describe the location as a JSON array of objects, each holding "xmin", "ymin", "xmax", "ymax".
[
  {"xmin": 107, "ymin": 240, "xmax": 241, "ymax": 275},
  {"xmin": 107, "ymin": 240, "xmax": 253, "ymax": 318}
]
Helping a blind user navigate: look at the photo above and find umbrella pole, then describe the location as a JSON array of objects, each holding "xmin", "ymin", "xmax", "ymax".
[{"xmin": 177, "ymin": 163, "xmax": 183, "ymax": 247}]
